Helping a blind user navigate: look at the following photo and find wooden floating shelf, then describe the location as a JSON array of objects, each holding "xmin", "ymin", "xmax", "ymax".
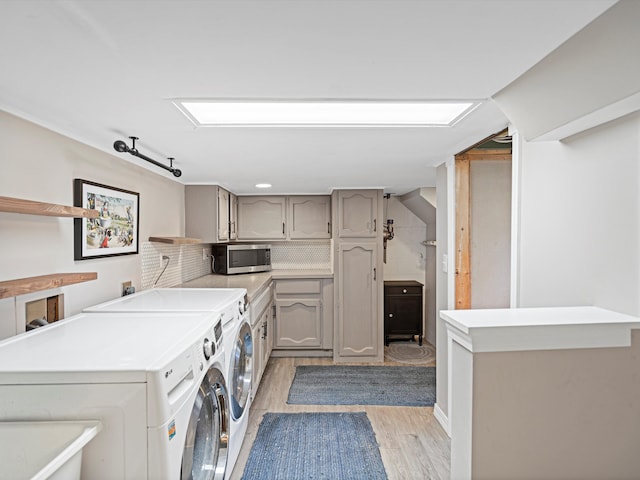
[
  {"xmin": 148, "ymin": 236, "xmax": 202, "ymax": 244},
  {"xmin": 0, "ymin": 196, "xmax": 98, "ymax": 219},
  {"xmin": 0, "ymin": 272, "xmax": 98, "ymax": 300}
]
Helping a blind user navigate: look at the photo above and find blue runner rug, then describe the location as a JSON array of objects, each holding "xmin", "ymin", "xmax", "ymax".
[
  {"xmin": 287, "ymin": 365, "xmax": 435, "ymax": 406},
  {"xmin": 241, "ymin": 412, "xmax": 387, "ymax": 480}
]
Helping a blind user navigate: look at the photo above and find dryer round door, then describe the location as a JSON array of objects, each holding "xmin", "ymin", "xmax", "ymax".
[
  {"xmin": 230, "ymin": 321, "xmax": 253, "ymax": 420},
  {"xmin": 181, "ymin": 367, "xmax": 229, "ymax": 480}
]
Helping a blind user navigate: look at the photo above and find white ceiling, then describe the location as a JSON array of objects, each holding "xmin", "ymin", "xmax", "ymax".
[{"xmin": 0, "ymin": 0, "xmax": 616, "ymax": 195}]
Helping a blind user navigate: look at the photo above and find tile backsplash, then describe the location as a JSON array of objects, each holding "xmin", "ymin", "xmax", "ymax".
[
  {"xmin": 141, "ymin": 242, "xmax": 212, "ymax": 290},
  {"xmin": 141, "ymin": 241, "xmax": 332, "ymax": 289},
  {"xmin": 270, "ymin": 241, "xmax": 332, "ymax": 270}
]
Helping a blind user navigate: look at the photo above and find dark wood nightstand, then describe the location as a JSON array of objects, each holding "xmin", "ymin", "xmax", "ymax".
[{"xmin": 384, "ymin": 280, "xmax": 423, "ymax": 346}]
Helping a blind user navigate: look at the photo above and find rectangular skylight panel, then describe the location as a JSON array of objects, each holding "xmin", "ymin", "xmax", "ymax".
[{"xmin": 176, "ymin": 100, "xmax": 476, "ymax": 126}]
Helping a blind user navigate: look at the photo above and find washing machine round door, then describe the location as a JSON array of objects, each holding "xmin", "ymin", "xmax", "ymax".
[
  {"xmin": 230, "ymin": 321, "xmax": 253, "ymax": 420},
  {"xmin": 181, "ymin": 368, "xmax": 229, "ymax": 480}
]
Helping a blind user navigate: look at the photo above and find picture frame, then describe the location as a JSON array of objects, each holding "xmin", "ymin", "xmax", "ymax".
[{"xmin": 73, "ymin": 179, "xmax": 139, "ymax": 260}]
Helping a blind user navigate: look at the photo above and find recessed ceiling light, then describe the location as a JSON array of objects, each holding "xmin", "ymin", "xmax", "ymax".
[
  {"xmin": 255, "ymin": 183, "xmax": 272, "ymax": 188},
  {"xmin": 172, "ymin": 99, "xmax": 480, "ymax": 127}
]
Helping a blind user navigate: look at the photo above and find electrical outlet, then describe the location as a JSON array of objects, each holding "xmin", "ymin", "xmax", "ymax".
[
  {"xmin": 121, "ymin": 281, "xmax": 132, "ymax": 296},
  {"xmin": 202, "ymin": 248, "xmax": 208, "ymax": 261},
  {"xmin": 159, "ymin": 254, "xmax": 164, "ymax": 267}
]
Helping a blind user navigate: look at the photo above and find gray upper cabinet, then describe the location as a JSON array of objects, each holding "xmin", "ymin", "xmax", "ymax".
[
  {"xmin": 229, "ymin": 192, "xmax": 238, "ymax": 240},
  {"xmin": 237, "ymin": 196, "xmax": 287, "ymax": 240},
  {"xmin": 217, "ymin": 187, "xmax": 231, "ymax": 241},
  {"xmin": 237, "ymin": 195, "xmax": 331, "ymax": 240},
  {"xmin": 288, "ymin": 196, "xmax": 331, "ymax": 239},
  {"xmin": 186, "ymin": 185, "xmax": 234, "ymax": 243},
  {"xmin": 337, "ymin": 190, "xmax": 378, "ymax": 237}
]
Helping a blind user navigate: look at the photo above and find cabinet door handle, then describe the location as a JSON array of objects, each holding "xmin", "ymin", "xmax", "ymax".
[
  {"xmin": 327, "ymin": 222, "xmax": 330, "ymax": 234},
  {"xmin": 373, "ymin": 219, "xmax": 377, "ymax": 232},
  {"xmin": 373, "ymin": 267, "xmax": 377, "ymax": 281},
  {"xmin": 389, "ymin": 313, "xmax": 393, "ymax": 318},
  {"xmin": 402, "ymin": 288, "xmax": 407, "ymax": 294},
  {"xmin": 282, "ymin": 222, "xmax": 285, "ymax": 235}
]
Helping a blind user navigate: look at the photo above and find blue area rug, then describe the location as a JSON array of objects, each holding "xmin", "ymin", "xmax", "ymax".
[
  {"xmin": 241, "ymin": 412, "xmax": 387, "ymax": 480},
  {"xmin": 287, "ymin": 365, "xmax": 435, "ymax": 406}
]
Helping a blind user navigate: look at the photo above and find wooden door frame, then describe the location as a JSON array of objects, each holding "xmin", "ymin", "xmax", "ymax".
[{"xmin": 454, "ymin": 129, "xmax": 510, "ymax": 309}]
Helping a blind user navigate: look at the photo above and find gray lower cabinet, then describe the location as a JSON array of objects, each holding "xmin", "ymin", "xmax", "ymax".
[
  {"xmin": 335, "ymin": 242, "xmax": 380, "ymax": 358},
  {"xmin": 275, "ymin": 298, "xmax": 322, "ymax": 348},
  {"xmin": 261, "ymin": 305, "xmax": 273, "ymax": 374},
  {"xmin": 273, "ymin": 278, "xmax": 333, "ymax": 351},
  {"xmin": 250, "ymin": 282, "xmax": 273, "ymax": 399},
  {"xmin": 252, "ymin": 303, "xmax": 272, "ymax": 391}
]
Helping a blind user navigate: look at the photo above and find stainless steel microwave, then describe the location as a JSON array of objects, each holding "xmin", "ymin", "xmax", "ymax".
[{"xmin": 211, "ymin": 244, "xmax": 272, "ymax": 275}]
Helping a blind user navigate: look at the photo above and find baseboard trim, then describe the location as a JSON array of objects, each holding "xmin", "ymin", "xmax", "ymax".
[
  {"xmin": 434, "ymin": 403, "xmax": 451, "ymax": 437},
  {"xmin": 270, "ymin": 350, "xmax": 333, "ymax": 358}
]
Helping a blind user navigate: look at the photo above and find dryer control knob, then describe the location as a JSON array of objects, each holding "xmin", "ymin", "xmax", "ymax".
[{"xmin": 203, "ymin": 338, "xmax": 215, "ymax": 360}]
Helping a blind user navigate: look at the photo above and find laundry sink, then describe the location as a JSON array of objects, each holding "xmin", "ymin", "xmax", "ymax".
[{"xmin": 0, "ymin": 420, "xmax": 102, "ymax": 480}]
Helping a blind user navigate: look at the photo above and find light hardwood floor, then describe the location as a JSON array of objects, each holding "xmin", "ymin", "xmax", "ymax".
[{"xmin": 229, "ymin": 356, "xmax": 450, "ymax": 480}]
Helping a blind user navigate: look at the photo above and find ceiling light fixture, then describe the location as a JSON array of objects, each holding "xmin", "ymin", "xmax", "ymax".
[
  {"xmin": 255, "ymin": 183, "xmax": 272, "ymax": 189},
  {"xmin": 172, "ymin": 99, "xmax": 479, "ymax": 127}
]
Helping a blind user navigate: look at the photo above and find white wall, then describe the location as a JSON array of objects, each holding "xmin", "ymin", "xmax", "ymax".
[
  {"xmin": 434, "ymin": 161, "xmax": 450, "ymax": 421},
  {"xmin": 493, "ymin": 1, "xmax": 640, "ymax": 141},
  {"xmin": 517, "ymin": 112, "xmax": 640, "ymax": 315},
  {"xmin": 382, "ymin": 197, "xmax": 432, "ymax": 341},
  {"xmin": 383, "ymin": 197, "xmax": 427, "ymax": 281},
  {"xmin": 0, "ymin": 111, "xmax": 185, "ymax": 337},
  {"xmin": 470, "ymin": 159, "xmax": 512, "ymax": 308}
]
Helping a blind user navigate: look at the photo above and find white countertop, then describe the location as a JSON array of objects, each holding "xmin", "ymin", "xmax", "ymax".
[
  {"xmin": 441, "ymin": 306, "xmax": 640, "ymax": 353},
  {"xmin": 179, "ymin": 270, "xmax": 333, "ymax": 301}
]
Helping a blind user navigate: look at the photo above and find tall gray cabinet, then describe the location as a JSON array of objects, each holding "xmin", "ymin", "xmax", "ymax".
[{"xmin": 332, "ymin": 189, "xmax": 384, "ymax": 362}]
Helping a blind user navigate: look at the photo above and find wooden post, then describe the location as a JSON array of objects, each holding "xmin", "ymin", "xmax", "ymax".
[{"xmin": 455, "ymin": 155, "xmax": 471, "ymax": 309}]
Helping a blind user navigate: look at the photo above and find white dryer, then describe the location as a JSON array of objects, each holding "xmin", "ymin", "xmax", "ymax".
[
  {"xmin": 214, "ymin": 290, "xmax": 253, "ymax": 480},
  {"xmin": 85, "ymin": 287, "xmax": 253, "ymax": 479},
  {"xmin": 0, "ymin": 312, "xmax": 229, "ymax": 480}
]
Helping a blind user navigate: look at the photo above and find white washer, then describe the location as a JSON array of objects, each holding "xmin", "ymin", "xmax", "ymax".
[
  {"xmin": 0, "ymin": 312, "xmax": 229, "ymax": 480},
  {"xmin": 85, "ymin": 287, "xmax": 253, "ymax": 479}
]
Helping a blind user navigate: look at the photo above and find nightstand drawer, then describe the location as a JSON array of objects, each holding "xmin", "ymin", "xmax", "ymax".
[{"xmin": 385, "ymin": 285, "xmax": 422, "ymax": 296}]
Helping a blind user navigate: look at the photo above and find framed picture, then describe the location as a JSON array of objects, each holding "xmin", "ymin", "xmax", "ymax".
[{"xmin": 74, "ymin": 179, "xmax": 139, "ymax": 260}]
